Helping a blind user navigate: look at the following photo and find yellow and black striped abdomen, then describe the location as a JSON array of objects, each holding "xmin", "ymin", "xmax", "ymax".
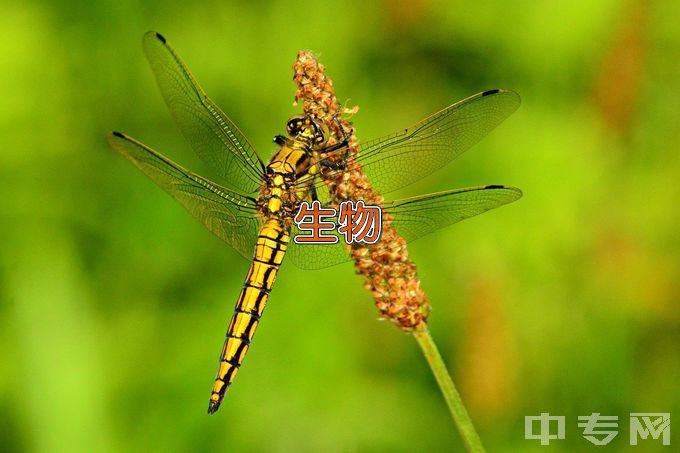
[{"xmin": 208, "ymin": 218, "xmax": 289, "ymax": 413}]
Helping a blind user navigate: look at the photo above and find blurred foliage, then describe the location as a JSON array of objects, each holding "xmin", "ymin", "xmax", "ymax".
[{"xmin": 0, "ymin": 0, "xmax": 678, "ymax": 451}]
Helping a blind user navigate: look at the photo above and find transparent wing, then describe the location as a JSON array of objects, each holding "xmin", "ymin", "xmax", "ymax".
[
  {"xmin": 305, "ymin": 89, "xmax": 520, "ymax": 195},
  {"xmin": 287, "ymin": 225, "xmax": 349, "ymax": 270},
  {"xmin": 142, "ymin": 31, "xmax": 265, "ymax": 193},
  {"xmin": 286, "ymin": 185, "xmax": 521, "ymax": 270},
  {"xmin": 108, "ymin": 131, "xmax": 260, "ymax": 259},
  {"xmin": 386, "ymin": 185, "xmax": 522, "ymax": 242}
]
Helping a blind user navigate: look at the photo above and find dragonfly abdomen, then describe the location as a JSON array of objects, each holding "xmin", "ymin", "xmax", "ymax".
[{"xmin": 208, "ymin": 218, "xmax": 290, "ymax": 414}]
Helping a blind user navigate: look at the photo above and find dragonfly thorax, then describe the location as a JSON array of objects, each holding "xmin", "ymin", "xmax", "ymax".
[{"xmin": 259, "ymin": 142, "xmax": 319, "ymax": 218}]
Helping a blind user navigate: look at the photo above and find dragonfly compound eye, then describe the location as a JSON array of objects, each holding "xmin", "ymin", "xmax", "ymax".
[
  {"xmin": 311, "ymin": 118, "xmax": 328, "ymax": 145},
  {"xmin": 286, "ymin": 116, "xmax": 305, "ymax": 137}
]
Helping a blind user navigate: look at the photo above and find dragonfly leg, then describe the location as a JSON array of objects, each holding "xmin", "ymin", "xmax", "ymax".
[
  {"xmin": 319, "ymin": 159, "xmax": 345, "ymax": 170},
  {"xmin": 322, "ymin": 140, "xmax": 347, "ymax": 153},
  {"xmin": 321, "ymin": 114, "xmax": 351, "ymax": 154}
]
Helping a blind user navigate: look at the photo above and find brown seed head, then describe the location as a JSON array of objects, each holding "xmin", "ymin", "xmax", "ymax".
[{"xmin": 292, "ymin": 51, "xmax": 430, "ymax": 331}]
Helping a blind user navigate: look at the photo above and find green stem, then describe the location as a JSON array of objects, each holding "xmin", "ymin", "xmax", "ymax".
[{"xmin": 413, "ymin": 326, "xmax": 486, "ymax": 453}]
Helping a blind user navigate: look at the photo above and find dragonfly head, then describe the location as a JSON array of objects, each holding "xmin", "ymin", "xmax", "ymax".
[{"xmin": 286, "ymin": 115, "xmax": 328, "ymax": 147}]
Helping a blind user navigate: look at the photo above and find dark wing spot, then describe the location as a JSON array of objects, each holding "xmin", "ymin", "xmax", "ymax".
[
  {"xmin": 482, "ymin": 89, "xmax": 500, "ymax": 96},
  {"xmin": 112, "ymin": 131, "xmax": 125, "ymax": 138},
  {"xmin": 155, "ymin": 32, "xmax": 166, "ymax": 43},
  {"xmin": 484, "ymin": 184, "xmax": 505, "ymax": 189}
]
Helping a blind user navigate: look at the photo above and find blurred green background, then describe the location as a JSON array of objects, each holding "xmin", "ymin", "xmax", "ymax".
[{"xmin": 0, "ymin": 0, "xmax": 678, "ymax": 451}]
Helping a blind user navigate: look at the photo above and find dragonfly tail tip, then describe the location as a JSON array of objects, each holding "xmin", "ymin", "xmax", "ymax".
[{"xmin": 207, "ymin": 400, "xmax": 221, "ymax": 415}]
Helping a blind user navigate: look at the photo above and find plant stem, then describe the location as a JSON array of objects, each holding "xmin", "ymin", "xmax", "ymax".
[{"xmin": 413, "ymin": 327, "xmax": 486, "ymax": 453}]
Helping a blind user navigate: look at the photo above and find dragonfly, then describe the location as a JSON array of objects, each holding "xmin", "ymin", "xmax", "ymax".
[{"xmin": 109, "ymin": 31, "xmax": 522, "ymax": 414}]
